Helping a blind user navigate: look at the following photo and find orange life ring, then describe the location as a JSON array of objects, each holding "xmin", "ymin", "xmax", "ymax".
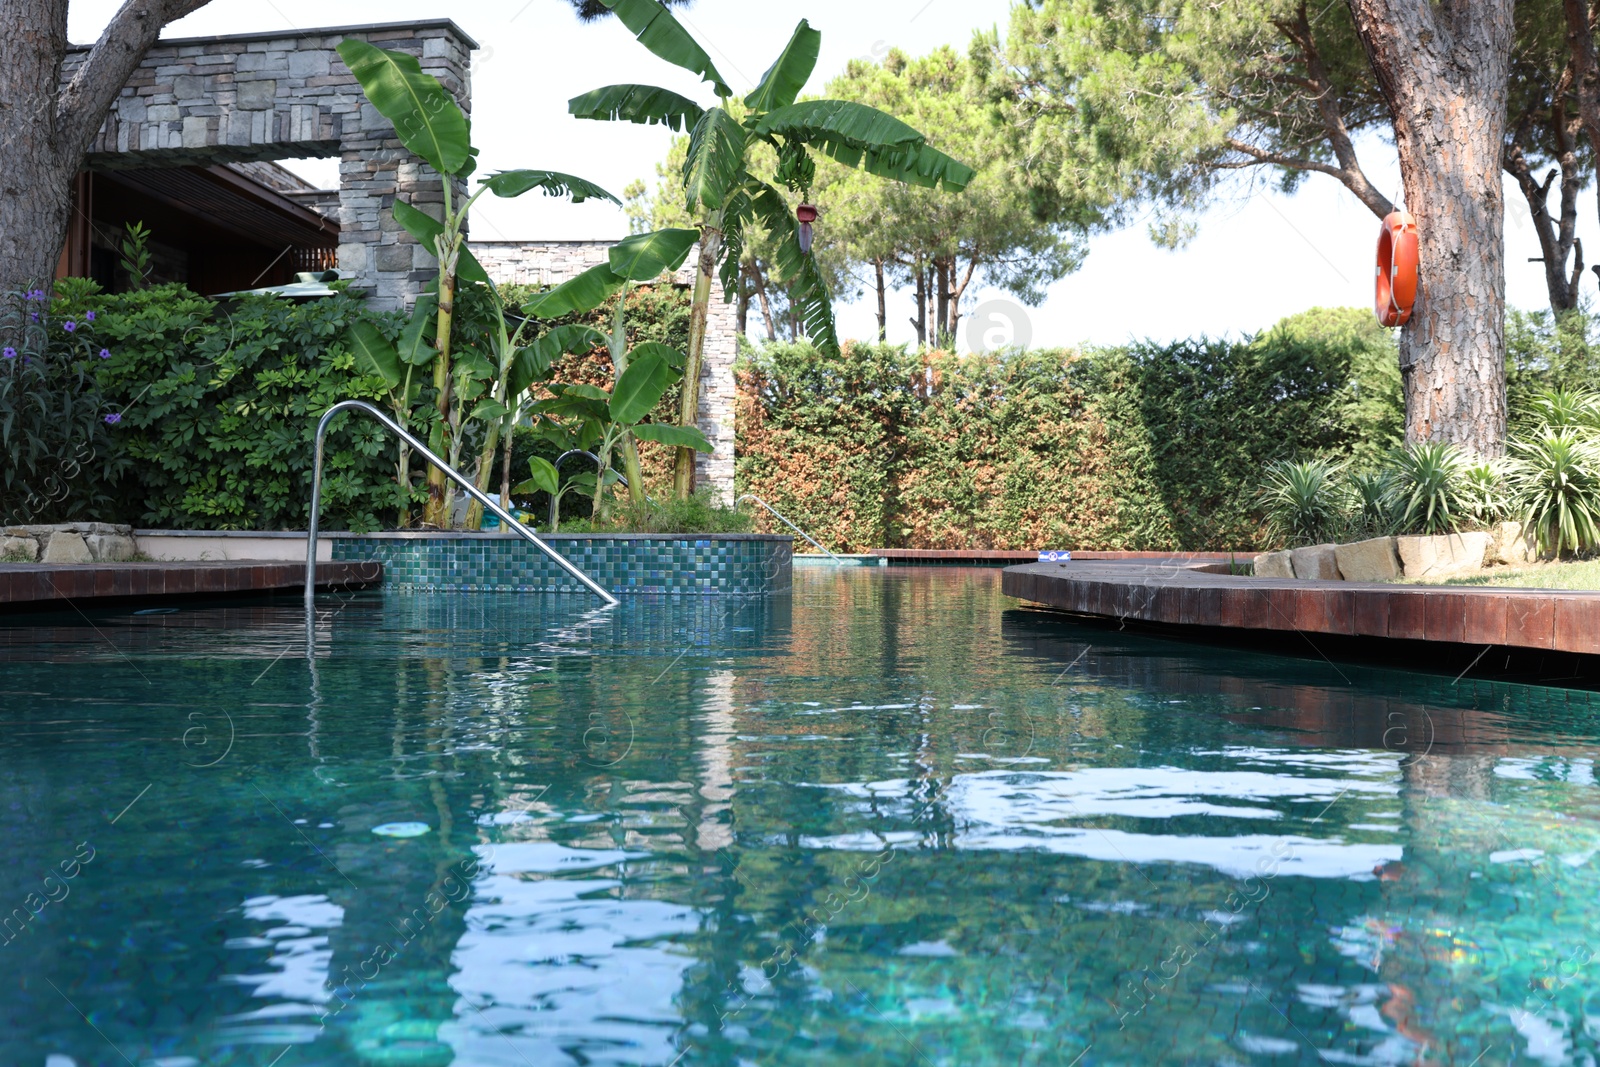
[{"xmin": 1375, "ymin": 209, "xmax": 1419, "ymax": 327}]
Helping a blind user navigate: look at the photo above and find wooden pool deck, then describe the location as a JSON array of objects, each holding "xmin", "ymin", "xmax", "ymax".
[
  {"xmin": 0, "ymin": 560, "xmax": 383, "ymax": 608},
  {"xmin": 1003, "ymin": 558, "xmax": 1600, "ymax": 656}
]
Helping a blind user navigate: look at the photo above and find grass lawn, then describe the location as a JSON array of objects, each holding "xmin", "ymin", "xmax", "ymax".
[{"xmin": 1425, "ymin": 558, "xmax": 1600, "ymax": 590}]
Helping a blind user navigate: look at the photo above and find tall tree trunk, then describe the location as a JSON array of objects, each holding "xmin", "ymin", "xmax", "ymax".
[
  {"xmin": 674, "ymin": 223, "xmax": 723, "ymax": 499},
  {"xmin": 909, "ymin": 260, "xmax": 927, "ymax": 346},
  {"xmin": 933, "ymin": 258, "xmax": 951, "ymax": 348},
  {"xmin": 1504, "ymin": 72, "xmax": 1584, "ymax": 316},
  {"xmin": 947, "ymin": 257, "xmax": 979, "ymax": 341},
  {"xmin": 873, "ymin": 257, "xmax": 887, "ymax": 342},
  {"xmin": 0, "ymin": 0, "xmax": 216, "ymax": 295},
  {"xmin": 1347, "ymin": 0, "xmax": 1513, "ymax": 457},
  {"xmin": 746, "ymin": 261, "xmax": 777, "ymax": 341}
]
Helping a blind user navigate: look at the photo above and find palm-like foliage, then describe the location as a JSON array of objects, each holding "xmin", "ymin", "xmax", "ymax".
[
  {"xmin": 1525, "ymin": 387, "xmax": 1600, "ymax": 434},
  {"xmin": 1257, "ymin": 458, "xmax": 1345, "ymax": 546},
  {"xmin": 1506, "ymin": 430, "xmax": 1600, "ymax": 556},
  {"xmin": 1385, "ymin": 441, "xmax": 1468, "ymax": 535},
  {"xmin": 1459, "ymin": 459, "xmax": 1512, "ymax": 526},
  {"xmin": 569, "ymin": 0, "xmax": 974, "ymax": 496},
  {"xmin": 1344, "ymin": 469, "xmax": 1395, "ymax": 534}
]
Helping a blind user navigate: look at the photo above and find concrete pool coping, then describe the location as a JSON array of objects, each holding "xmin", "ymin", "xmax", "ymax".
[
  {"xmin": 0, "ymin": 560, "xmax": 383, "ymax": 607},
  {"xmin": 1003, "ymin": 558, "xmax": 1600, "ymax": 655}
]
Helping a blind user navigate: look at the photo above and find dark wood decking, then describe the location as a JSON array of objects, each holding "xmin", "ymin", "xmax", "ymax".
[
  {"xmin": 0, "ymin": 560, "xmax": 383, "ymax": 607},
  {"xmin": 1003, "ymin": 559, "xmax": 1600, "ymax": 655}
]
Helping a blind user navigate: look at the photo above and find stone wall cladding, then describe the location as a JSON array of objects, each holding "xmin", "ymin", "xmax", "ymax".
[
  {"xmin": 331, "ymin": 532, "xmax": 792, "ymax": 595},
  {"xmin": 69, "ymin": 20, "xmax": 477, "ymax": 311},
  {"xmin": 470, "ymin": 240, "xmax": 739, "ymax": 505}
]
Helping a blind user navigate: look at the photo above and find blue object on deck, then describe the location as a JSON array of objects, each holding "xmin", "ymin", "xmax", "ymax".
[{"xmin": 1037, "ymin": 550, "xmax": 1072, "ymax": 562}]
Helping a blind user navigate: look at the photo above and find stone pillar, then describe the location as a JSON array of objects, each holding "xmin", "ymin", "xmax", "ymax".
[{"xmin": 695, "ymin": 291, "xmax": 739, "ymax": 505}]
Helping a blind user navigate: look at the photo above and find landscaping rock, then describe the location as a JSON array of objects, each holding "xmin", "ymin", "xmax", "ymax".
[
  {"xmin": 1290, "ymin": 543, "xmax": 1343, "ymax": 580},
  {"xmin": 40, "ymin": 532, "xmax": 93, "ymax": 564},
  {"xmin": 1334, "ymin": 537, "xmax": 1401, "ymax": 582},
  {"xmin": 85, "ymin": 534, "xmax": 137, "ymax": 562},
  {"xmin": 1252, "ymin": 550, "xmax": 1295, "ymax": 578},
  {"xmin": 1, "ymin": 536, "xmax": 38, "ymax": 562},
  {"xmin": 1397, "ymin": 532, "xmax": 1490, "ymax": 580},
  {"xmin": 1488, "ymin": 521, "xmax": 1534, "ymax": 566}
]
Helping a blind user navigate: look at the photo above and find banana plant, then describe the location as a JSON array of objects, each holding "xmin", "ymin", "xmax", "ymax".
[
  {"xmin": 337, "ymin": 38, "xmax": 618, "ymax": 527},
  {"xmin": 521, "ymin": 227, "xmax": 714, "ymax": 521},
  {"xmin": 568, "ymin": 0, "xmax": 974, "ymax": 498},
  {"xmin": 345, "ymin": 297, "xmax": 437, "ymax": 527}
]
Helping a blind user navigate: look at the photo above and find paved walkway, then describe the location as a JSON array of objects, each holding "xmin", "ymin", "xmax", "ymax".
[
  {"xmin": 1003, "ymin": 559, "xmax": 1600, "ymax": 655},
  {"xmin": 0, "ymin": 560, "xmax": 382, "ymax": 607}
]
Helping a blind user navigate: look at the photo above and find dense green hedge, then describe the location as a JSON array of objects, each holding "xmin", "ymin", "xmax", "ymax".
[{"xmin": 736, "ymin": 308, "xmax": 1403, "ymax": 552}]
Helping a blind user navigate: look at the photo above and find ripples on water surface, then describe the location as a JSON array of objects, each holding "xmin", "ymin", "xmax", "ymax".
[{"xmin": 3, "ymin": 568, "xmax": 1600, "ymax": 1066}]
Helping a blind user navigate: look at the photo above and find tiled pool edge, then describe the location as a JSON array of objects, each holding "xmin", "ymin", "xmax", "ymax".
[{"xmin": 331, "ymin": 532, "xmax": 793, "ymax": 596}]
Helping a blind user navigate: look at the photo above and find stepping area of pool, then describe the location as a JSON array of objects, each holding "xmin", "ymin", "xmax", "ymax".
[
  {"xmin": 0, "ymin": 560, "xmax": 383, "ymax": 607},
  {"xmin": 1004, "ymin": 557, "xmax": 1600, "ymax": 655}
]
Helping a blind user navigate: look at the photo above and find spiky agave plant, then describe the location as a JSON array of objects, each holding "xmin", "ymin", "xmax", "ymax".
[
  {"xmin": 1344, "ymin": 469, "xmax": 1396, "ymax": 536},
  {"xmin": 1506, "ymin": 429, "xmax": 1600, "ymax": 557},
  {"xmin": 1257, "ymin": 458, "xmax": 1345, "ymax": 546},
  {"xmin": 1459, "ymin": 459, "xmax": 1512, "ymax": 527},
  {"xmin": 1384, "ymin": 441, "xmax": 1468, "ymax": 535},
  {"xmin": 1524, "ymin": 387, "xmax": 1600, "ymax": 435}
]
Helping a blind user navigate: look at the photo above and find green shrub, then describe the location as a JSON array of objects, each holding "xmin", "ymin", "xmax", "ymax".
[
  {"xmin": 1460, "ymin": 460, "xmax": 1512, "ymax": 526},
  {"xmin": 1506, "ymin": 429, "xmax": 1600, "ymax": 557},
  {"xmin": 1256, "ymin": 458, "xmax": 1346, "ymax": 546},
  {"xmin": 557, "ymin": 490, "xmax": 753, "ymax": 534},
  {"xmin": 0, "ymin": 287, "xmax": 126, "ymax": 523},
  {"xmin": 1523, "ymin": 387, "xmax": 1600, "ymax": 434},
  {"xmin": 63, "ymin": 283, "xmax": 408, "ymax": 531},
  {"xmin": 1385, "ymin": 441, "xmax": 1468, "ymax": 535}
]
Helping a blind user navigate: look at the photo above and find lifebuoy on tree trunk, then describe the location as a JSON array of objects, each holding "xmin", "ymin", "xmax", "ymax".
[{"xmin": 1375, "ymin": 209, "xmax": 1419, "ymax": 327}]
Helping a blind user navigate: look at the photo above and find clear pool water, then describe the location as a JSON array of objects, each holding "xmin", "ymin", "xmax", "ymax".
[{"xmin": 4, "ymin": 568, "xmax": 1600, "ymax": 1066}]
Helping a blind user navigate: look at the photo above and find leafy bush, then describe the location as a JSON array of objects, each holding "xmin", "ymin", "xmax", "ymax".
[
  {"xmin": 1256, "ymin": 458, "xmax": 1345, "ymax": 546},
  {"xmin": 557, "ymin": 490, "xmax": 753, "ymax": 534},
  {"xmin": 1506, "ymin": 430, "xmax": 1600, "ymax": 557},
  {"xmin": 61, "ymin": 283, "xmax": 408, "ymax": 531},
  {"xmin": 1385, "ymin": 441, "xmax": 1468, "ymax": 535},
  {"xmin": 0, "ymin": 287, "xmax": 125, "ymax": 523},
  {"xmin": 1523, "ymin": 387, "xmax": 1600, "ymax": 434}
]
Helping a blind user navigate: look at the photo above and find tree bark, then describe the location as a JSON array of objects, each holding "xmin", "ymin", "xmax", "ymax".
[
  {"xmin": 873, "ymin": 257, "xmax": 887, "ymax": 342},
  {"xmin": 674, "ymin": 223, "xmax": 723, "ymax": 498},
  {"xmin": 1347, "ymin": 0, "xmax": 1513, "ymax": 456},
  {"xmin": 745, "ymin": 260, "xmax": 777, "ymax": 341},
  {"xmin": 933, "ymin": 257, "xmax": 951, "ymax": 347},
  {"xmin": 0, "ymin": 0, "xmax": 215, "ymax": 293},
  {"xmin": 909, "ymin": 259, "xmax": 927, "ymax": 346}
]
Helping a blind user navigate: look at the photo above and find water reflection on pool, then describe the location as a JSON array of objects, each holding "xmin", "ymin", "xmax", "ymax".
[{"xmin": 3, "ymin": 568, "xmax": 1600, "ymax": 1065}]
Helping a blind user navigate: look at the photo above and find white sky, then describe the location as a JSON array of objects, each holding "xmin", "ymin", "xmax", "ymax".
[{"xmin": 67, "ymin": 0, "xmax": 1589, "ymax": 349}]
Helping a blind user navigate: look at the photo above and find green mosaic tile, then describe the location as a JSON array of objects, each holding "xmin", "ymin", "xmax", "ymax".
[{"xmin": 330, "ymin": 535, "xmax": 793, "ymax": 596}]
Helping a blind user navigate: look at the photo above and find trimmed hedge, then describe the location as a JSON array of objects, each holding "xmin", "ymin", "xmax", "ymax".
[{"xmin": 736, "ymin": 310, "xmax": 1400, "ymax": 552}]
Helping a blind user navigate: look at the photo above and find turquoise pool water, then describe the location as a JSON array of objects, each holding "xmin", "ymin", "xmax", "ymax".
[{"xmin": 4, "ymin": 568, "xmax": 1600, "ymax": 1066}]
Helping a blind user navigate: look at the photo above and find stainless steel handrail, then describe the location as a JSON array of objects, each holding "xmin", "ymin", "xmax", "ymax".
[
  {"xmin": 736, "ymin": 494, "xmax": 844, "ymax": 564},
  {"xmin": 305, "ymin": 400, "xmax": 618, "ymax": 606}
]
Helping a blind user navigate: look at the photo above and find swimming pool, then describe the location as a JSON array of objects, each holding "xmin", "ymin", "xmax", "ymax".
[{"xmin": 3, "ymin": 568, "xmax": 1598, "ymax": 1065}]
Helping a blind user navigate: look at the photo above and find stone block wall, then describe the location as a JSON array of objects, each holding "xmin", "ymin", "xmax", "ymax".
[
  {"xmin": 69, "ymin": 19, "xmax": 477, "ymax": 310},
  {"xmin": 471, "ymin": 240, "xmax": 739, "ymax": 504}
]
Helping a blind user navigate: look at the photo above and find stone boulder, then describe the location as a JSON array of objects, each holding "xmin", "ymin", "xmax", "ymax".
[
  {"xmin": 40, "ymin": 531, "xmax": 93, "ymax": 563},
  {"xmin": 85, "ymin": 533, "xmax": 137, "ymax": 562},
  {"xmin": 1488, "ymin": 521, "xmax": 1534, "ymax": 566},
  {"xmin": 1334, "ymin": 536, "xmax": 1401, "ymax": 582},
  {"xmin": 1252, "ymin": 550, "xmax": 1295, "ymax": 578},
  {"xmin": 1397, "ymin": 532, "xmax": 1490, "ymax": 580},
  {"xmin": 1, "ymin": 536, "xmax": 38, "ymax": 562},
  {"xmin": 1290, "ymin": 543, "xmax": 1342, "ymax": 580}
]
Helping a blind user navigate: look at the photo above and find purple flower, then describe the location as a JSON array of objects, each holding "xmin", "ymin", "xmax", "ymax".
[
  {"xmin": 1, "ymin": 347, "xmax": 13, "ymax": 360},
  {"xmin": 85, "ymin": 311, "xmax": 96, "ymax": 322},
  {"xmin": 63, "ymin": 320, "xmax": 76, "ymax": 333},
  {"xmin": 104, "ymin": 413, "xmax": 122, "ymax": 425},
  {"xmin": 99, "ymin": 348, "xmax": 111, "ymax": 360},
  {"xmin": 29, "ymin": 312, "xmax": 38, "ymax": 323}
]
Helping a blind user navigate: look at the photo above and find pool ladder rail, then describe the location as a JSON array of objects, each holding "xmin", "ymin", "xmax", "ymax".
[
  {"xmin": 736, "ymin": 494, "xmax": 844, "ymax": 564},
  {"xmin": 304, "ymin": 400, "xmax": 619, "ymax": 606}
]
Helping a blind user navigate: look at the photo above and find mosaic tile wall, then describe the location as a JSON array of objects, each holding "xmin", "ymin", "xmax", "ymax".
[{"xmin": 330, "ymin": 533, "xmax": 793, "ymax": 595}]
